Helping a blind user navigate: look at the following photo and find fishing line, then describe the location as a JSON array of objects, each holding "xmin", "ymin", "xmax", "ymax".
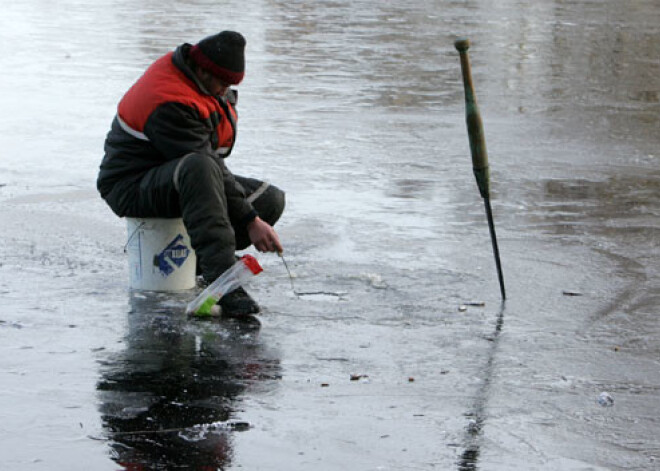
[
  {"xmin": 123, "ymin": 221, "xmax": 146, "ymax": 253},
  {"xmin": 278, "ymin": 252, "xmax": 343, "ymax": 298}
]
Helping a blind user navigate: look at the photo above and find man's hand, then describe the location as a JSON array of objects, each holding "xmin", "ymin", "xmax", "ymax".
[{"xmin": 247, "ymin": 216, "xmax": 283, "ymax": 253}]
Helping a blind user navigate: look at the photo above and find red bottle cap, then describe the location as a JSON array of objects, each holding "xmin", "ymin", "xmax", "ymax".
[{"xmin": 241, "ymin": 254, "xmax": 263, "ymax": 275}]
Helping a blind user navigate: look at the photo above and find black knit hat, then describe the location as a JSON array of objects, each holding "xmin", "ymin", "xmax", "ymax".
[{"xmin": 189, "ymin": 31, "xmax": 246, "ymax": 85}]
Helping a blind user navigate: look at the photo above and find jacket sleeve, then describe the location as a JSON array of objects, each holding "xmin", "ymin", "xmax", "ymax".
[
  {"xmin": 145, "ymin": 102, "xmax": 257, "ymax": 226},
  {"xmin": 144, "ymin": 102, "xmax": 211, "ymax": 160}
]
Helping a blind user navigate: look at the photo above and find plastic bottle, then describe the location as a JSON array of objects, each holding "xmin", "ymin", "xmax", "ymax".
[{"xmin": 186, "ymin": 255, "xmax": 263, "ymax": 317}]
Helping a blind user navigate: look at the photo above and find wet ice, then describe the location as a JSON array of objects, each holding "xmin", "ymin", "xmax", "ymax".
[{"xmin": 1, "ymin": 0, "xmax": 660, "ymax": 469}]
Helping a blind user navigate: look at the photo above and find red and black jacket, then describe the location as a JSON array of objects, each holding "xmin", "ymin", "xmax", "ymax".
[{"xmin": 98, "ymin": 44, "xmax": 254, "ymax": 222}]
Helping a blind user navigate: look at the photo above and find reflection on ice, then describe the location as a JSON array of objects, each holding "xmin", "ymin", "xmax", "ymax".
[{"xmin": 96, "ymin": 292, "xmax": 280, "ymax": 469}]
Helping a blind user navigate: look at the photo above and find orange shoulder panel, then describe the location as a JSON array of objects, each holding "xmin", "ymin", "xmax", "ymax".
[{"xmin": 118, "ymin": 52, "xmax": 215, "ymax": 131}]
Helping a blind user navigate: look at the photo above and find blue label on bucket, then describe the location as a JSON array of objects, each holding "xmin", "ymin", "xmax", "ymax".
[{"xmin": 156, "ymin": 234, "xmax": 191, "ymax": 276}]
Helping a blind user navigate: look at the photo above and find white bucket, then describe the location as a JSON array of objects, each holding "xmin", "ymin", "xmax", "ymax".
[{"xmin": 125, "ymin": 218, "xmax": 197, "ymax": 291}]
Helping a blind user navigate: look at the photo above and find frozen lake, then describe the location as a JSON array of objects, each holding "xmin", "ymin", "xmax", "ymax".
[{"xmin": 1, "ymin": 0, "xmax": 659, "ymax": 469}]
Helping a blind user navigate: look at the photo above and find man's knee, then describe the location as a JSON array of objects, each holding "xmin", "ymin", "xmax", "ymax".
[
  {"xmin": 257, "ymin": 185, "xmax": 286, "ymax": 226},
  {"xmin": 174, "ymin": 152, "xmax": 222, "ymax": 190}
]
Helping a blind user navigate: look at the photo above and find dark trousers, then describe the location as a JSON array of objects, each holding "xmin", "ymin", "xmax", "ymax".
[{"xmin": 104, "ymin": 153, "xmax": 285, "ymax": 281}]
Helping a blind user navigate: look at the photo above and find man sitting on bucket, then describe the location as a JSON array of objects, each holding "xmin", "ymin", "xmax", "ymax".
[{"xmin": 97, "ymin": 31, "xmax": 285, "ymax": 317}]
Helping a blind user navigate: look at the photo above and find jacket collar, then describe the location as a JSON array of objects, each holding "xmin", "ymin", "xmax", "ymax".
[
  {"xmin": 172, "ymin": 44, "xmax": 237, "ymax": 105},
  {"xmin": 173, "ymin": 44, "xmax": 215, "ymax": 97}
]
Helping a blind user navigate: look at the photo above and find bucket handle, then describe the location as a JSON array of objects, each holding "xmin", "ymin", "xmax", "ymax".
[{"xmin": 123, "ymin": 221, "xmax": 146, "ymax": 253}]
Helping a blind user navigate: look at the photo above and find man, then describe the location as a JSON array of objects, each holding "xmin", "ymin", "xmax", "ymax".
[{"xmin": 97, "ymin": 31, "xmax": 285, "ymax": 317}]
